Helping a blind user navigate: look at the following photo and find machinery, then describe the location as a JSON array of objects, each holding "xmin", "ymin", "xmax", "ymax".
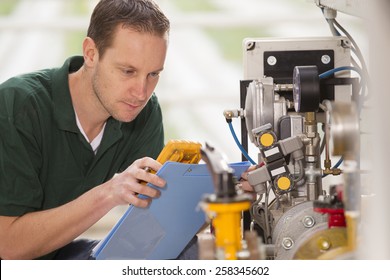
[
  {"xmin": 199, "ymin": 1, "xmax": 368, "ymax": 260},
  {"xmin": 199, "ymin": 143, "xmax": 265, "ymax": 260}
]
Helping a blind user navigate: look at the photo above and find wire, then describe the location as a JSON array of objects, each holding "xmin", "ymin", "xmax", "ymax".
[
  {"xmin": 326, "ymin": 19, "xmax": 341, "ymax": 36},
  {"xmin": 264, "ymin": 183, "xmax": 272, "ymax": 244},
  {"xmin": 227, "ymin": 121, "xmax": 256, "ymax": 165},
  {"xmin": 319, "ymin": 65, "xmax": 366, "ymax": 114},
  {"xmin": 322, "ymin": 13, "xmax": 370, "ymax": 103},
  {"xmin": 333, "ymin": 19, "xmax": 370, "ymax": 102},
  {"xmin": 321, "ymin": 18, "xmax": 367, "ymax": 177},
  {"xmin": 319, "ymin": 65, "xmax": 362, "ymax": 79},
  {"xmin": 333, "ymin": 19, "xmax": 369, "ymax": 79},
  {"xmin": 319, "ymin": 123, "xmax": 326, "ymax": 154},
  {"xmin": 321, "ymin": 8, "xmax": 367, "ymax": 78}
]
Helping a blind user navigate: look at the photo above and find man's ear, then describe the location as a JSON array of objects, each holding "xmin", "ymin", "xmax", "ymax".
[{"xmin": 83, "ymin": 37, "xmax": 99, "ymax": 67}]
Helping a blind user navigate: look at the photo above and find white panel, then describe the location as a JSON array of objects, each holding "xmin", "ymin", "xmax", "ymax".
[
  {"xmin": 242, "ymin": 36, "xmax": 352, "ymax": 103},
  {"xmin": 317, "ymin": 0, "xmax": 367, "ymax": 18}
]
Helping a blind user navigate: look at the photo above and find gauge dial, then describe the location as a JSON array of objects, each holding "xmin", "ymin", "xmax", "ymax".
[{"xmin": 293, "ymin": 65, "xmax": 320, "ymax": 112}]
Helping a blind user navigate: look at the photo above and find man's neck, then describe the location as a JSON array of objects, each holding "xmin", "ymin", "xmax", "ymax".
[{"xmin": 68, "ymin": 67, "xmax": 108, "ymax": 142}]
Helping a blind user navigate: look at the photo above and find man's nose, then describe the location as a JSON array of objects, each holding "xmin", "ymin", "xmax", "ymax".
[{"xmin": 132, "ymin": 77, "xmax": 148, "ymax": 101}]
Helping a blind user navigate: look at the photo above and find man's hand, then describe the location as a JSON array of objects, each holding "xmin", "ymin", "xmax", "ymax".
[
  {"xmin": 106, "ymin": 157, "xmax": 166, "ymax": 208},
  {"xmin": 238, "ymin": 165, "xmax": 259, "ymax": 193}
]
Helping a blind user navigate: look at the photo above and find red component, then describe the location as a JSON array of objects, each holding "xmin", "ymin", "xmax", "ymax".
[
  {"xmin": 335, "ymin": 184, "xmax": 343, "ymax": 202},
  {"xmin": 257, "ymin": 162, "xmax": 265, "ymax": 168},
  {"xmin": 314, "ymin": 207, "xmax": 346, "ymax": 228}
]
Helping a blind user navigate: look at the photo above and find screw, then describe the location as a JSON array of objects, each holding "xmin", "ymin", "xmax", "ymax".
[
  {"xmin": 267, "ymin": 56, "xmax": 277, "ymax": 66},
  {"xmin": 318, "ymin": 237, "xmax": 331, "ymax": 250},
  {"xmin": 246, "ymin": 41, "xmax": 255, "ymax": 51},
  {"xmin": 321, "ymin": 55, "xmax": 331, "ymax": 64},
  {"xmin": 302, "ymin": 216, "xmax": 315, "ymax": 228},
  {"xmin": 284, "ymin": 215, "xmax": 292, "ymax": 223},
  {"xmin": 282, "ymin": 237, "xmax": 294, "ymax": 250}
]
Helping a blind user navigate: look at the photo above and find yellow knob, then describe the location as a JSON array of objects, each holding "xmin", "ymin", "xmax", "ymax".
[
  {"xmin": 277, "ymin": 176, "xmax": 291, "ymax": 190},
  {"xmin": 260, "ymin": 133, "xmax": 275, "ymax": 147}
]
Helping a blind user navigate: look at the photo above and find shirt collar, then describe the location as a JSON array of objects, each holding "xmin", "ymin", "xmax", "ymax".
[{"xmin": 52, "ymin": 56, "xmax": 84, "ymax": 132}]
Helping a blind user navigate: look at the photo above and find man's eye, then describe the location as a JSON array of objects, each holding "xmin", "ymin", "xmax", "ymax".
[
  {"xmin": 149, "ymin": 72, "xmax": 160, "ymax": 78},
  {"xmin": 123, "ymin": 69, "xmax": 135, "ymax": 75}
]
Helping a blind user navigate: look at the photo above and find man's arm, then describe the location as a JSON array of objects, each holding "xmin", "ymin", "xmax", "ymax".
[{"xmin": 0, "ymin": 157, "xmax": 165, "ymax": 260}]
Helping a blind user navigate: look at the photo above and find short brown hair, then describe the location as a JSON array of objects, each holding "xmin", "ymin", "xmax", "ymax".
[{"xmin": 87, "ymin": 0, "xmax": 170, "ymax": 57}]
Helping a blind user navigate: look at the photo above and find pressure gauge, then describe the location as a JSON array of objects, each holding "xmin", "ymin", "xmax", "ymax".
[{"xmin": 293, "ymin": 65, "xmax": 320, "ymax": 112}]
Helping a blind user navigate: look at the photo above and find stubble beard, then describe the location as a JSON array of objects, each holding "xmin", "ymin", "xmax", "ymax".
[
  {"xmin": 92, "ymin": 74, "xmax": 141, "ymax": 123},
  {"xmin": 91, "ymin": 71, "xmax": 114, "ymax": 120}
]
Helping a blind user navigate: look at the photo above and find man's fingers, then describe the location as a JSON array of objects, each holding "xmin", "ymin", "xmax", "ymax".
[
  {"xmin": 127, "ymin": 194, "xmax": 152, "ymax": 208},
  {"xmin": 136, "ymin": 157, "xmax": 163, "ymax": 173}
]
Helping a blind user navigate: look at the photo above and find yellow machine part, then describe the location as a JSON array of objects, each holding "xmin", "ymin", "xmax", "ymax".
[
  {"xmin": 293, "ymin": 227, "xmax": 348, "ymax": 260},
  {"xmin": 141, "ymin": 140, "xmax": 201, "ymax": 185},
  {"xmin": 204, "ymin": 201, "xmax": 251, "ymax": 260},
  {"xmin": 293, "ymin": 212, "xmax": 358, "ymax": 260},
  {"xmin": 345, "ymin": 213, "xmax": 358, "ymax": 251},
  {"xmin": 276, "ymin": 176, "xmax": 292, "ymax": 191},
  {"xmin": 259, "ymin": 132, "xmax": 275, "ymax": 147},
  {"xmin": 318, "ymin": 213, "xmax": 358, "ymax": 260},
  {"xmin": 157, "ymin": 140, "xmax": 202, "ymax": 164}
]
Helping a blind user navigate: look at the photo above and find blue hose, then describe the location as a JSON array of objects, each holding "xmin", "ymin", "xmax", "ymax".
[{"xmin": 228, "ymin": 121, "xmax": 256, "ymax": 165}]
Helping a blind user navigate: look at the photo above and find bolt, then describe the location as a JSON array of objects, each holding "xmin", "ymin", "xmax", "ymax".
[
  {"xmin": 302, "ymin": 216, "xmax": 315, "ymax": 228},
  {"xmin": 318, "ymin": 237, "xmax": 331, "ymax": 251},
  {"xmin": 282, "ymin": 237, "xmax": 294, "ymax": 250},
  {"xmin": 267, "ymin": 56, "xmax": 277, "ymax": 66},
  {"xmin": 283, "ymin": 215, "xmax": 292, "ymax": 224},
  {"xmin": 321, "ymin": 55, "xmax": 331, "ymax": 64},
  {"xmin": 246, "ymin": 41, "xmax": 255, "ymax": 51}
]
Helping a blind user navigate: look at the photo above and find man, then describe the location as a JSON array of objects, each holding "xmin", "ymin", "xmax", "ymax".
[{"xmin": 0, "ymin": 0, "xmax": 196, "ymax": 260}]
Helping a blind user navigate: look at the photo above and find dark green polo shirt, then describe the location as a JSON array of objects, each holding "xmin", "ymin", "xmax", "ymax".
[{"xmin": 0, "ymin": 56, "xmax": 164, "ymax": 258}]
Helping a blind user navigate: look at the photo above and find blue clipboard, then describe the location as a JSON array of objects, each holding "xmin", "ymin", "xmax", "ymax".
[{"xmin": 92, "ymin": 161, "xmax": 251, "ymax": 260}]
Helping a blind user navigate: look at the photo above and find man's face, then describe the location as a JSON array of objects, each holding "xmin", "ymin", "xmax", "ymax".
[{"xmin": 91, "ymin": 26, "xmax": 168, "ymax": 122}]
